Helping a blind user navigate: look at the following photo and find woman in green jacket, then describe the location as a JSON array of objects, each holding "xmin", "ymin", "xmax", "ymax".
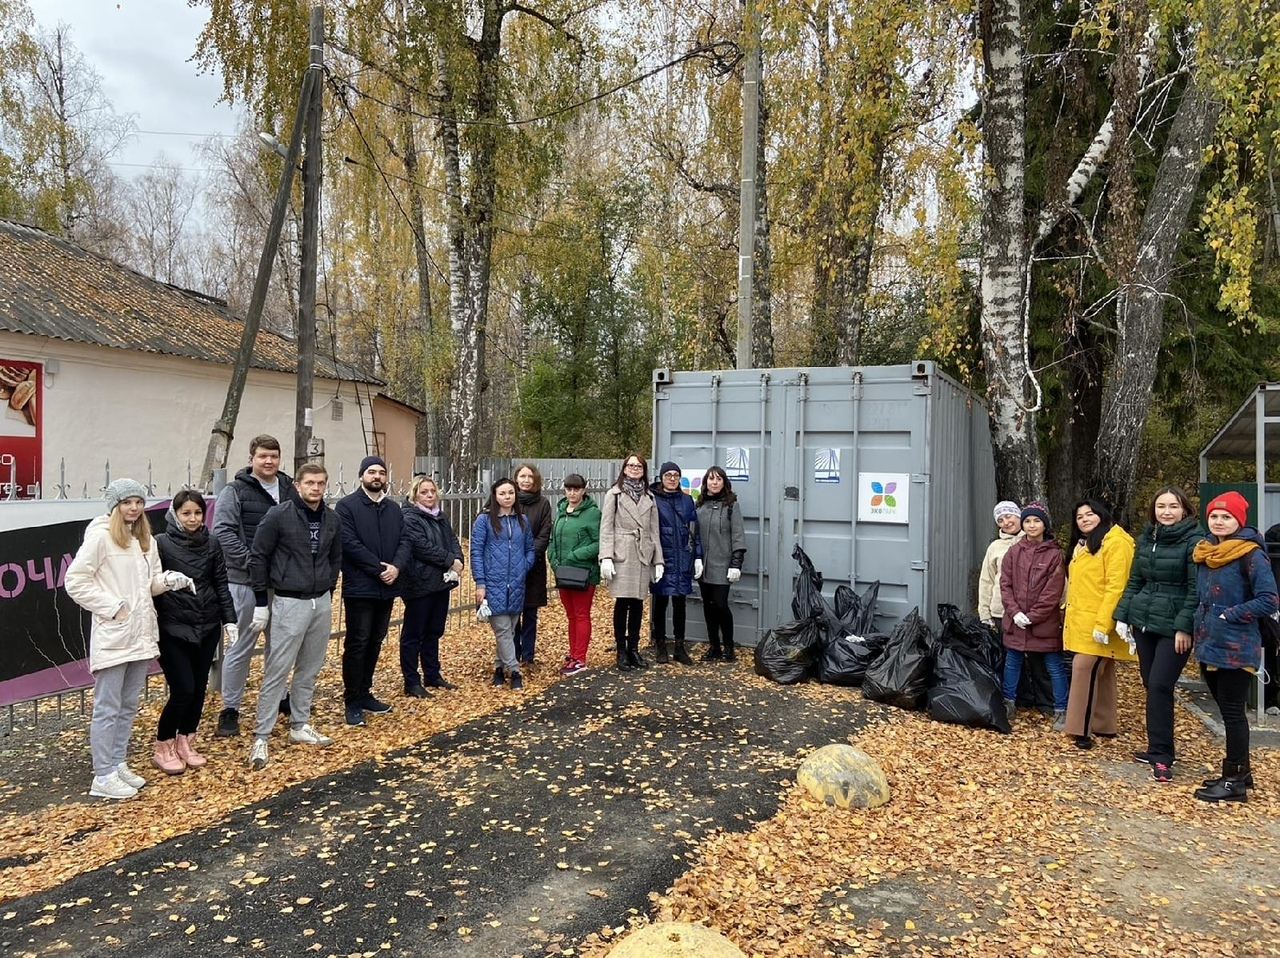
[
  {"xmin": 1113, "ymin": 486, "xmax": 1202, "ymax": 782},
  {"xmin": 548, "ymin": 474, "xmax": 601, "ymax": 674}
]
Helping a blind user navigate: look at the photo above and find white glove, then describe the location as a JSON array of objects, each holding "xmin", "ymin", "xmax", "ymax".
[
  {"xmin": 652, "ymin": 564, "xmax": 665, "ymax": 583},
  {"xmin": 442, "ymin": 570, "xmax": 460, "ymax": 584},
  {"xmin": 693, "ymin": 559, "xmax": 704, "ymax": 579},
  {"xmin": 223, "ymin": 623, "xmax": 239, "ymax": 648},
  {"xmin": 1115, "ymin": 621, "xmax": 1131, "ymax": 642},
  {"xmin": 1092, "ymin": 629, "xmax": 1110, "ymax": 645},
  {"xmin": 476, "ymin": 599, "xmax": 492, "ymax": 622},
  {"xmin": 163, "ymin": 571, "xmax": 196, "ymax": 593},
  {"xmin": 600, "ymin": 558, "xmax": 615, "ymax": 581},
  {"xmin": 1012, "ymin": 611, "xmax": 1031, "ymax": 628},
  {"xmin": 727, "ymin": 568, "xmax": 741, "ymax": 583},
  {"xmin": 252, "ymin": 606, "xmax": 270, "ymax": 631},
  {"xmin": 1126, "ymin": 639, "xmax": 1137, "ymax": 656}
]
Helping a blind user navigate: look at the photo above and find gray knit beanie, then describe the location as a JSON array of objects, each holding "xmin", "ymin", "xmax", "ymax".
[{"xmin": 104, "ymin": 478, "xmax": 147, "ymax": 514}]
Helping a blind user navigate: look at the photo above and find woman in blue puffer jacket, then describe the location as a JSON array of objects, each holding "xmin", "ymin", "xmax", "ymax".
[
  {"xmin": 648, "ymin": 461, "xmax": 702, "ymax": 664},
  {"xmin": 471, "ymin": 478, "xmax": 535, "ymax": 691}
]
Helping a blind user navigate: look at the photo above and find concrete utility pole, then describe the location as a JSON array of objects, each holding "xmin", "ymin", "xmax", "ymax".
[
  {"xmin": 295, "ymin": 5, "xmax": 324, "ymax": 475},
  {"xmin": 735, "ymin": 0, "xmax": 761, "ymax": 370},
  {"xmin": 197, "ymin": 22, "xmax": 318, "ymax": 489}
]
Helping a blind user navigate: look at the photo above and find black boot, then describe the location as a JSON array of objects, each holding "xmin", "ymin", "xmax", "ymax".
[
  {"xmin": 672, "ymin": 638, "xmax": 693, "ymax": 665},
  {"xmin": 627, "ymin": 635, "xmax": 648, "ymax": 669},
  {"xmin": 616, "ymin": 637, "xmax": 633, "ymax": 672},
  {"xmin": 723, "ymin": 638, "xmax": 736, "ymax": 663},
  {"xmin": 1200, "ymin": 761, "xmax": 1255, "ymax": 791},
  {"xmin": 653, "ymin": 636, "xmax": 669, "ymax": 664},
  {"xmin": 703, "ymin": 644, "xmax": 723, "ymax": 662},
  {"xmin": 1195, "ymin": 761, "xmax": 1250, "ymax": 803}
]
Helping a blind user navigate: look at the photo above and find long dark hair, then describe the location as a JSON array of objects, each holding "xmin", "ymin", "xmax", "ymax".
[
  {"xmin": 1147, "ymin": 485, "xmax": 1195, "ymax": 527},
  {"xmin": 484, "ymin": 478, "xmax": 525, "ymax": 535},
  {"xmin": 172, "ymin": 489, "xmax": 206, "ymax": 518},
  {"xmin": 614, "ymin": 453, "xmax": 649, "ymax": 489},
  {"xmin": 700, "ymin": 466, "xmax": 738, "ymax": 506},
  {"xmin": 1072, "ymin": 498, "xmax": 1113, "ymax": 555}
]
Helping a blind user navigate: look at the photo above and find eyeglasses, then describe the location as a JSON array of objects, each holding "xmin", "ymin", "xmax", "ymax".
[
  {"xmin": 662, "ymin": 471, "xmax": 681, "ymax": 478},
  {"xmin": 625, "ymin": 462, "xmax": 643, "ymax": 469}
]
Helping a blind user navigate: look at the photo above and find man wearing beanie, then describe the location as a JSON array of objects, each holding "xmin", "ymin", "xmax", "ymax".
[
  {"xmin": 336, "ymin": 455, "xmax": 411, "ymax": 726},
  {"xmin": 977, "ymin": 500, "xmax": 1023, "ymax": 630}
]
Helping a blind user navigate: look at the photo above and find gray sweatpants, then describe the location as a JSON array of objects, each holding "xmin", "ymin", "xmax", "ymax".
[
  {"xmin": 491, "ymin": 613, "xmax": 520, "ymax": 673},
  {"xmin": 90, "ymin": 659, "xmax": 150, "ymax": 777},
  {"xmin": 219, "ymin": 582, "xmax": 269, "ymax": 710},
  {"xmin": 253, "ymin": 593, "xmax": 332, "ymax": 738}
]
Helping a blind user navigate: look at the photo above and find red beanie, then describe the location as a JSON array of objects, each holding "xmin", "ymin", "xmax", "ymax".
[{"xmin": 1206, "ymin": 490, "xmax": 1249, "ymax": 529}]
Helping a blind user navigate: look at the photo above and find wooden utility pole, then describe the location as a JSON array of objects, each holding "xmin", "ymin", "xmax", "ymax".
[
  {"xmin": 295, "ymin": 5, "xmax": 324, "ymax": 474},
  {"xmin": 735, "ymin": 0, "xmax": 761, "ymax": 369}
]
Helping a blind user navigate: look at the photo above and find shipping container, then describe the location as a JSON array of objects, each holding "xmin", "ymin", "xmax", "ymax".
[{"xmin": 650, "ymin": 362, "xmax": 997, "ymax": 647}]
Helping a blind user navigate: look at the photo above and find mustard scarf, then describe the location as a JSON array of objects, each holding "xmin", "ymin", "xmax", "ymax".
[{"xmin": 1192, "ymin": 537, "xmax": 1259, "ymax": 568}]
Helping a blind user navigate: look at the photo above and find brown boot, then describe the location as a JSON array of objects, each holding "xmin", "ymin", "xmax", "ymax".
[
  {"xmin": 175, "ymin": 733, "xmax": 207, "ymax": 768},
  {"xmin": 151, "ymin": 739, "xmax": 185, "ymax": 775}
]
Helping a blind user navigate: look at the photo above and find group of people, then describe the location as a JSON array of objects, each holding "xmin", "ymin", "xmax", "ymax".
[
  {"xmin": 978, "ymin": 486, "xmax": 1277, "ymax": 802},
  {"xmin": 470, "ymin": 455, "xmax": 748, "ymax": 680}
]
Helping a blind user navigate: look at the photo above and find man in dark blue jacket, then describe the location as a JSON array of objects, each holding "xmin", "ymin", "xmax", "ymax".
[{"xmin": 336, "ymin": 455, "xmax": 411, "ymax": 726}]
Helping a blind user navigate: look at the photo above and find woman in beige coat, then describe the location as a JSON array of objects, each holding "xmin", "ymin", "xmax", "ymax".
[{"xmin": 599, "ymin": 454, "xmax": 665, "ymax": 672}]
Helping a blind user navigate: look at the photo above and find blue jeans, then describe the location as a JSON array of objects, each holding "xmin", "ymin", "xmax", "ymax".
[
  {"xmin": 1003, "ymin": 648, "xmax": 1068, "ymax": 710},
  {"xmin": 515, "ymin": 606, "xmax": 539, "ymax": 661}
]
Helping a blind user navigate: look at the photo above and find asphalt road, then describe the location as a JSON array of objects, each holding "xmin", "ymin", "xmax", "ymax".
[{"xmin": 2, "ymin": 663, "xmax": 866, "ymax": 957}]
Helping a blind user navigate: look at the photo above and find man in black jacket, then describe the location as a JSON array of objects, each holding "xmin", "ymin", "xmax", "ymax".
[
  {"xmin": 246, "ymin": 462, "xmax": 342, "ymax": 770},
  {"xmin": 336, "ymin": 455, "xmax": 411, "ymax": 727},
  {"xmin": 212, "ymin": 435, "xmax": 300, "ymax": 736}
]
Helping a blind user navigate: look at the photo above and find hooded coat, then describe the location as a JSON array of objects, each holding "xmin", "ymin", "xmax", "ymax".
[
  {"xmin": 649, "ymin": 480, "xmax": 702, "ymax": 596},
  {"xmin": 1063, "ymin": 524, "xmax": 1137, "ymax": 660},
  {"xmin": 1112, "ymin": 517, "xmax": 1202, "ymax": 638},
  {"xmin": 978, "ymin": 529, "xmax": 1023, "ymax": 622},
  {"xmin": 154, "ymin": 508, "xmax": 237, "ymax": 644},
  {"xmin": 400, "ymin": 502, "xmax": 464, "ymax": 601},
  {"xmin": 999, "ymin": 536, "xmax": 1066, "ymax": 652},
  {"xmin": 1193, "ymin": 528, "xmax": 1279, "ymax": 670},
  {"xmin": 548, "ymin": 494, "xmax": 602, "ymax": 586},
  {"xmin": 598, "ymin": 486, "xmax": 664, "ymax": 600}
]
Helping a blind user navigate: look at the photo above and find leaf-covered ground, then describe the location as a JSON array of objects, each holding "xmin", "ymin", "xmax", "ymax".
[{"xmin": 1, "ymin": 594, "xmax": 1277, "ymax": 957}]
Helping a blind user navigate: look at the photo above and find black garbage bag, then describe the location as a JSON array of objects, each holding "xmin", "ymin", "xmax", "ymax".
[
  {"xmin": 754, "ymin": 616, "xmax": 824, "ymax": 684},
  {"xmin": 851, "ymin": 581, "xmax": 881, "ymax": 636},
  {"xmin": 936, "ymin": 603, "xmax": 1004, "ymax": 674},
  {"xmin": 790, "ymin": 544, "xmax": 831, "ymax": 624},
  {"xmin": 927, "ymin": 644, "xmax": 1011, "ymax": 733},
  {"xmin": 818, "ymin": 631, "xmax": 890, "ymax": 686},
  {"xmin": 862, "ymin": 608, "xmax": 935, "ymax": 709}
]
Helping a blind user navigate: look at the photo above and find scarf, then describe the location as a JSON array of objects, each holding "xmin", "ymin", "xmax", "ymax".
[
  {"xmin": 417, "ymin": 503, "xmax": 441, "ymax": 517},
  {"xmin": 621, "ymin": 477, "xmax": 646, "ymax": 503},
  {"xmin": 1192, "ymin": 537, "xmax": 1259, "ymax": 568},
  {"xmin": 517, "ymin": 490, "xmax": 541, "ymax": 509}
]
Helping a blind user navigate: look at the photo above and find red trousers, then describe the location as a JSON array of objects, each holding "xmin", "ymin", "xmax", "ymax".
[{"xmin": 560, "ymin": 585, "xmax": 596, "ymax": 662}]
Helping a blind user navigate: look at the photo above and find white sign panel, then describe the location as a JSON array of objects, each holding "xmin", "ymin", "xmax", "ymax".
[
  {"xmin": 815, "ymin": 448, "xmax": 840, "ymax": 484},
  {"xmin": 857, "ymin": 472, "xmax": 910, "ymax": 524}
]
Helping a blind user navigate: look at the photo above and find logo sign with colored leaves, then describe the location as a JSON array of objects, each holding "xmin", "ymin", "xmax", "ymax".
[{"xmin": 857, "ymin": 472, "xmax": 910, "ymax": 524}]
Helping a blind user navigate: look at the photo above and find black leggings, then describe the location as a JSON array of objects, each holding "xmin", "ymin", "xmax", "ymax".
[
  {"xmin": 1134, "ymin": 629, "xmax": 1191, "ymax": 763},
  {"xmin": 157, "ymin": 628, "xmax": 220, "ymax": 739},
  {"xmin": 650, "ymin": 594, "xmax": 686, "ymax": 641},
  {"xmin": 613, "ymin": 598, "xmax": 643, "ymax": 648},
  {"xmin": 1202, "ymin": 665, "xmax": 1253, "ymax": 765},
  {"xmin": 699, "ymin": 581, "xmax": 733, "ymax": 650}
]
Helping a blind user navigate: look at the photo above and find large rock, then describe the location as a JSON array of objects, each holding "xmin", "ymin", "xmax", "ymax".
[
  {"xmin": 797, "ymin": 743, "xmax": 890, "ymax": 809},
  {"xmin": 608, "ymin": 921, "xmax": 745, "ymax": 957}
]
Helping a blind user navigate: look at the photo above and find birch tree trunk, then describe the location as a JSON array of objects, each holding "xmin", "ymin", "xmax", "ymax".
[
  {"xmin": 1093, "ymin": 79, "xmax": 1221, "ymax": 517},
  {"xmin": 979, "ymin": 0, "xmax": 1043, "ymax": 503}
]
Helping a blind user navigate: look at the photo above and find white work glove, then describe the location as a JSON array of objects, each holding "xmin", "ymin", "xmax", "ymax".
[
  {"xmin": 442, "ymin": 570, "xmax": 460, "ymax": 584},
  {"xmin": 476, "ymin": 599, "xmax": 492, "ymax": 623},
  {"xmin": 600, "ymin": 558, "xmax": 615, "ymax": 581},
  {"xmin": 223, "ymin": 623, "xmax": 239, "ymax": 648},
  {"xmin": 652, "ymin": 564, "xmax": 664, "ymax": 583},
  {"xmin": 1126, "ymin": 638, "xmax": 1137, "ymax": 656},
  {"xmin": 1115, "ymin": 621, "xmax": 1131, "ymax": 642},
  {"xmin": 1012, "ymin": 611, "xmax": 1031, "ymax": 629},
  {"xmin": 693, "ymin": 559, "xmax": 704, "ymax": 579},
  {"xmin": 1092, "ymin": 629, "xmax": 1110, "ymax": 645},
  {"xmin": 727, "ymin": 568, "xmax": 741, "ymax": 583},
  {"xmin": 251, "ymin": 606, "xmax": 270, "ymax": 631},
  {"xmin": 163, "ymin": 571, "xmax": 196, "ymax": 593}
]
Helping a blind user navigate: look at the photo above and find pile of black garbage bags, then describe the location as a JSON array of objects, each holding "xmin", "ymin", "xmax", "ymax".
[{"xmin": 753, "ymin": 545, "xmax": 1011, "ymax": 734}]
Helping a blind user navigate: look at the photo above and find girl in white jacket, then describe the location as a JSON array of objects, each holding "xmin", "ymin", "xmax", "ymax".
[{"xmin": 65, "ymin": 479, "xmax": 191, "ymax": 800}]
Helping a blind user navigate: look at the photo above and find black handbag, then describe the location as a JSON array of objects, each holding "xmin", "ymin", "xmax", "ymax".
[{"xmin": 554, "ymin": 565, "xmax": 591, "ymax": 590}]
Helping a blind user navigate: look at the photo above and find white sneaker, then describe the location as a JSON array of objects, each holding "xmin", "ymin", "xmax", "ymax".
[
  {"xmin": 249, "ymin": 737, "xmax": 269, "ymax": 770},
  {"xmin": 289, "ymin": 724, "xmax": 333, "ymax": 746},
  {"xmin": 89, "ymin": 771, "xmax": 138, "ymax": 800},
  {"xmin": 115, "ymin": 764, "xmax": 147, "ymax": 789},
  {"xmin": 1267, "ymin": 705, "xmax": 1280, "ymax": 716}
]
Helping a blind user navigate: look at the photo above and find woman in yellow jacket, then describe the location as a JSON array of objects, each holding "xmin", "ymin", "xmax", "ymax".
[{"xmin": 1063, "ymin": 499, "xmax": 1136, "ymax": 749}]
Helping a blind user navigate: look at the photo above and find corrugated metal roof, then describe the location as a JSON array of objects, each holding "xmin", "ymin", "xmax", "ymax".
[
  {"xmin": 0, "ymin": 220, "xmax": 380, "ymax": 385},
  {"xmin": 1199, "ymin": 382, "xmax": 1280, "ymax": 461}
]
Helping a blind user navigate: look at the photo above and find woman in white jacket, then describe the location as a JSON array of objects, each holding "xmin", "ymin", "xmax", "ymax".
[{"xmin": 65, "ymin": 479, "xmax": 191, "ymax": 800}]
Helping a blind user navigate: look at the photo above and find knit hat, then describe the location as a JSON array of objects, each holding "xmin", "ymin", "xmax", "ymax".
[
  {"xmin": 658, "ymin": 461, "xmax": 681, "ymax": 476},
  {"xmin": 993, "ymin": 500, "xmax": 1021, "ymax": 522},
  {"xmin": 1206, "ymin": 490, "xmax": 1249, "ymax": 529},
  {"xmin": 104, "ymin": 478, "xmax": 147, "ymax": 514},
  {"xmin": 359, "ymin": 455, "xmax": 387, "ymax": 477},
  {"xmin": 1021, "ymin": 502, "xmax": 1051, "ymax": 527}
]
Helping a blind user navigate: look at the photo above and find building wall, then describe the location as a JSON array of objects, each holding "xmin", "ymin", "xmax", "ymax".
[
  {"xmin": 371, "ymin": 395, "xmax": 420, "ymax": 486},
  {"xmin": 0, "ymin": 332, "xmax": 387, "ymax": 495}
]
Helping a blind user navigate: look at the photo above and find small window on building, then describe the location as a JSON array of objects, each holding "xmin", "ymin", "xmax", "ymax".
[{"xmin": 331, "ymin": 399, "xmax": 343, "ymax": 422}]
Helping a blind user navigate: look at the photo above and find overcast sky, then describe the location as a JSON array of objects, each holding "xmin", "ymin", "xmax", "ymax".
[{"xmin": 33, "ymin": 0, "xmax": 244, "ymax": 178}]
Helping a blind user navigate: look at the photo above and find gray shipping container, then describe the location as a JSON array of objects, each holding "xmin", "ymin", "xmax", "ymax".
[{"xmin": 650, "ymin": 361, "xmax": 997, "ymax": 647}]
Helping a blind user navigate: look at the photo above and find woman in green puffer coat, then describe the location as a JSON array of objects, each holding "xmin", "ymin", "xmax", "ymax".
[
  {"xmin": 548, "ymin": 474, "xmax": 601, "ymax": 674},
  {"xmin": 1113, "ymin": 486, "xmax": 1203, "ymax": 782}
]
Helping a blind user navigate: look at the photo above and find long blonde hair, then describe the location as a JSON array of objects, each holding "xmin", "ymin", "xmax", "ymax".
[{"xmin": 108, "ymin": 506, "xmax": 153, "ymax": 552}]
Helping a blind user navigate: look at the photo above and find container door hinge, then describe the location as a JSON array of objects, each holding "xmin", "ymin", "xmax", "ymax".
[
  {"xmin": 912, "ymin": 473, "xmax": 928, "ymax": 484},
  {"xmin": 911, "ymin": 560, "xmax": 929, "ymax": 571}
]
